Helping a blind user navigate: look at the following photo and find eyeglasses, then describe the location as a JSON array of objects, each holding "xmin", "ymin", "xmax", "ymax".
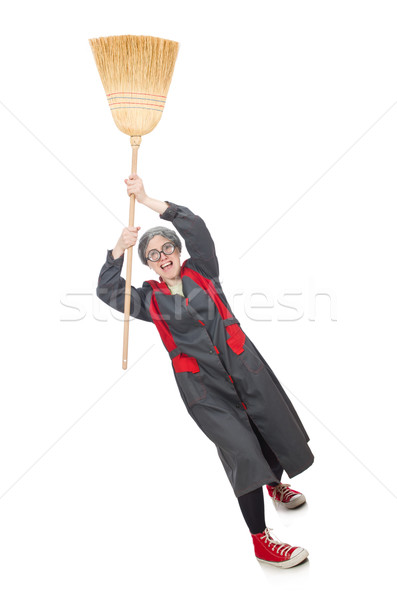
[{"xmin": 146, "ymin": 242, "xmax": 176, "ymax": 262}]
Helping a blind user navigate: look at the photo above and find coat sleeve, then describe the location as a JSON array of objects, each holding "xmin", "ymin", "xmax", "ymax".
[
  {"xmin": 96, "ymin": 249, "xmax": 152, "ymax": 322},
  {"xmin": 160, "ymin": 202, "xmax": 219, "ymax": 278}
]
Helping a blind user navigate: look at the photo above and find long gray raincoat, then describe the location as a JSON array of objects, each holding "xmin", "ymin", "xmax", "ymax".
[{"xmin": 97, "ymin": 202, "xmax": 314, "ymax": 497}]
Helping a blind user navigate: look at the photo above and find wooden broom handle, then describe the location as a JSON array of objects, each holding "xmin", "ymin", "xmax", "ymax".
[{"xmin": 122, "ymin": 135, "xmax": 142, "ymax": 369}]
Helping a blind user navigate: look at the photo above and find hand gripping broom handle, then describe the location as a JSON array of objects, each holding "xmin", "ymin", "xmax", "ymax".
[{"xmin": 122, "ymin": 135, "xmax": 142, "ymax": 370}]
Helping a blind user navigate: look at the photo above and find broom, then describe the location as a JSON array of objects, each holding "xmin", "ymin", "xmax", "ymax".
[{"xmin": 89, "ymin": 35, "xmax": 179, "ymax": 369}]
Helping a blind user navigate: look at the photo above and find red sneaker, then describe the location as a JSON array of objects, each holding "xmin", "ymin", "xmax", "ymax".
[
  {"xmin": 266, "ymin": 482, "xmax": 306, "ymax": 509},
  {"xmin": 251, "ymin": 528, "xmax": 309, "ymax": 568}
]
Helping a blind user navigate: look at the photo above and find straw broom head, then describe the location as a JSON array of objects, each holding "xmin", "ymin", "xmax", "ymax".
[{"xmin": 89, "ymin": 35, "xmax": 179, "ymax": 137}]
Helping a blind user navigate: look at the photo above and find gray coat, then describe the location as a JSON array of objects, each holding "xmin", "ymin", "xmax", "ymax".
[{"xmin": 97, "ymin": 202, "xmax": 314, "ymax": 497}]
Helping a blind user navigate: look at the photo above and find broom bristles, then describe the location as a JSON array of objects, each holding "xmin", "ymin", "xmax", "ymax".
[{"xmin": 89, "ymin": 35, "xmax": 179, "ymax": 137}]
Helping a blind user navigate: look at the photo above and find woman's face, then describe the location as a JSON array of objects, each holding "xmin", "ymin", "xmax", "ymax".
[{"xmin": 145, "ymin": 235, "xmax": 181, "ymax": 281}]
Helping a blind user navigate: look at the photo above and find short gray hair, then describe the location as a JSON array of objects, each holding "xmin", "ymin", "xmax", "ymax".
[{"xmin": 138, "ymin": 226, "xmax": 182, "ymax": 265}]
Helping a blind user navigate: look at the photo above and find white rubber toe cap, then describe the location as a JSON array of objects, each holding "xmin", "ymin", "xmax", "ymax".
[{"xmin": 291, "ymin": 546, "xmax": 309, "ymax": 559}]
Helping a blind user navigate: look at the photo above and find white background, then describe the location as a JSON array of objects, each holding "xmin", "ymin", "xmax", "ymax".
[{"xmin": 1, "ymin": 0, "xmax": 396, "ymax": 597}]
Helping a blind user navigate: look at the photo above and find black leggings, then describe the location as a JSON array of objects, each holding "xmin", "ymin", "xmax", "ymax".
[{"xmin": 237, "ymin": 415, "xmax": 283, "ymax": 534}]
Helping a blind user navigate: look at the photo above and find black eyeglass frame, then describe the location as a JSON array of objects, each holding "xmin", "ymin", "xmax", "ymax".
[{"xmin": 146, "ymin": 242, "xmax": 176, "ymax": 263}]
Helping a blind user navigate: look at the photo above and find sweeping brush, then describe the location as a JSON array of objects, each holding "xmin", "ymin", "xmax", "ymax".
[{"xmin": 89, "ymin": 35, "xmax": 179, "ymax": 369}]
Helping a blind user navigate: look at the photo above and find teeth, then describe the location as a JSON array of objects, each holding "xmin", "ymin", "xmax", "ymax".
[{"xmin": 161, "ymin": 261, "xmax": 172, "ymax": 269}]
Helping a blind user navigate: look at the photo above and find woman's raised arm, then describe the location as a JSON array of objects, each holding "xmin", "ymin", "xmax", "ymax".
[
  {"xmin": 124, "ymin": 174, "xmax": 219, "ymax": 278},
  {"xmin": 159, "ymin": 202, "xmax": 219, "ymax": 278},
  {"xmin": 96, "ymin": 224, "xmax": 151, "ymax": 322},
  {"xmin": 124, "ymin": 174, "xmax": 168, "ymax": 215}
]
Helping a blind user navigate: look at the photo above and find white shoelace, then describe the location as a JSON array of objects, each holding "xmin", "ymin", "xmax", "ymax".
[
  {"xmin": 259, "ymin": 528, "xmax": 293, "ymax": 556},
  {"xmin": 271, "ymin": 483, "xmax": 297, "ymax": 506}
]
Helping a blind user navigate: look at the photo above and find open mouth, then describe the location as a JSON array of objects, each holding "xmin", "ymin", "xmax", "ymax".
[{"xmin": 160, "ymin": 261, "xmax": 173, "ymax": 271}]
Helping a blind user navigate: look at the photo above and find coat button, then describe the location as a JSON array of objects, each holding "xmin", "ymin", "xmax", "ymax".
[{"xmin": 209, "ymin": 350, "xmax": 213, "ymax": 354}]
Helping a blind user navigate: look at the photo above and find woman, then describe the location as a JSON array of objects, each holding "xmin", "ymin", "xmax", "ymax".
[{"xmin": 97, "ymin": 174, "xmax": 314, "ymax": 569}]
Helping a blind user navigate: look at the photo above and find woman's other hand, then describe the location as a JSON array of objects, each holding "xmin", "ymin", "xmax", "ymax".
[
  {"xmin": 123, "ymin": 174, "xmax": 169, "ymax": 216},
  {"xmin": 112, "ymin": 226, "xmax": 141, "ymax": 259},
  {"xmin": 124, "ymin": 174, "xmax": 148, "ymax": 203}
]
